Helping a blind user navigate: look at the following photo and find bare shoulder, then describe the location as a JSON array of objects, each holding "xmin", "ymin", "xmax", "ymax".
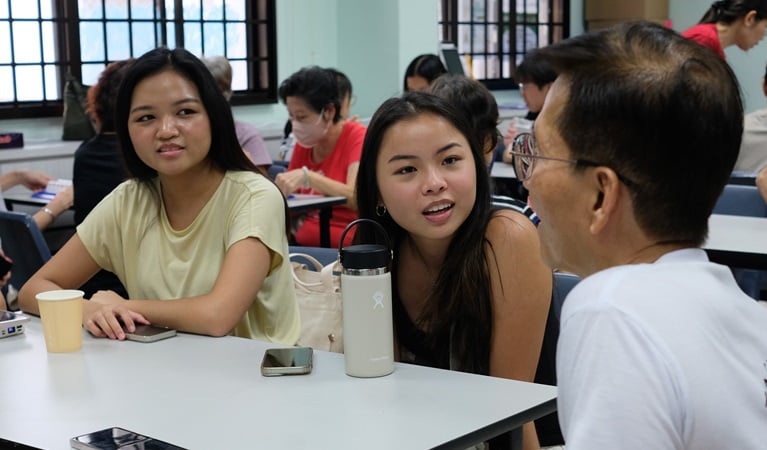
[{"xmin": 485, "ymin": 209, "xmax": 539, "ymax": 246}]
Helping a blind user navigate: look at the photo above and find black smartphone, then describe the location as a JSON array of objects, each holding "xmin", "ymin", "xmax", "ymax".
[
  {"xmin": 261, "ymin": 347, "xmax": 313, "ymax": 376},
  {"xmin": 70, "ymin": 427, "xmax": 186, "ymax": 450}
]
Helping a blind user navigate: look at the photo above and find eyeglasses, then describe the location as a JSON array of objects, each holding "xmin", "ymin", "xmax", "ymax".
[{"xmin": 509, "ymin": 132, "xmax": 638, "ymax": 189}]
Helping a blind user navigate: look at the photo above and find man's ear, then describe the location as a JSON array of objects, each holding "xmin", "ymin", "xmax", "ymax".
[
  {"xmin": 745, "ymin": 10, "xmax": 759, "ymax": 27},
  {"xmin": 588, "ymin": 167, "xmax": 623, "ymax": 236}
]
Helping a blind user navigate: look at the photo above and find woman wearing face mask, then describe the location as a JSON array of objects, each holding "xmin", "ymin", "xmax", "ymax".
[{"xmin": 275, "ymin": 66, "xmax": 366, "ymax": 248}]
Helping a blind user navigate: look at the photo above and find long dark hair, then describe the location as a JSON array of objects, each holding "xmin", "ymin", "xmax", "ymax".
[
  {"xmin": 700, "ymin": 0, "xmax": 767, "ymax": 24},
  {"xmin": 403, "ymin": 54, "xmax": 447, "ymax": 92},
  {"xmin": 114, "ymin": 47, "xmax": 259, "ymax": 181},
  {"xmin": 355, "ymin": 92, "xmax": 495, "ymax": 374}
]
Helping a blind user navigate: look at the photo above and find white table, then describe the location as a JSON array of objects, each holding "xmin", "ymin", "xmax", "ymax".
[
  {"xmin": 490, "ymin": 162, "xmax": 517, "ymax": 180},
  {"xmin": 0, "ymin": 320, "xmax": 557, "ymax": 450},
  {"xmin": 704, "ymin": 214, "xmax": 767, "ymax": 270}
]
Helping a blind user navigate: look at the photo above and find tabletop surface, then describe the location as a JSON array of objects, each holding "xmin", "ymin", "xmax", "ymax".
[
  {"xmin": 705, "ymin": 214, "xmax": 767, "ymax": 254},
  {"xmin": 0, "ymin": 320, "xmax": 557, "ymax": 450},
  {"xmin": 286, "ymin": 194, "xmax": 346, "ymax": 210}
]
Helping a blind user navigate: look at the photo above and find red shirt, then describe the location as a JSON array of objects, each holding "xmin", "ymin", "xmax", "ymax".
[
  {"xmin": 682, "ymin": 23, "xmax": 725, "ymax": 59},
  {"xmin": 288, "ymin": 120, "xmax": 366, "ymax": 247}
]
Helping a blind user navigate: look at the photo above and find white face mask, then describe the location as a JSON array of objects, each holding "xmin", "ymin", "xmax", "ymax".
[{"xmin": 292, "ymin": 109, "xmax": 330, "ymax": 148}]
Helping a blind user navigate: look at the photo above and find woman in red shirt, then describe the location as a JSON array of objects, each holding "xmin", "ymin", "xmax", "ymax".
[
  {"xmin": 682, "ymin": 0, "xmax": 767, "ymax": 58},
  {"xmin": 275, "ymin": 66, "xmax": 366, "ymax": 248}
]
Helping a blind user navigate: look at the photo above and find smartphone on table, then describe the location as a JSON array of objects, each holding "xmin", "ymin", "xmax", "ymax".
[
  {"xmin": 261, "ymin": 347, "xmax": 313, "ymax": 376},
  {"xmin": 124, "ymin": 324, "xmax": 176, "ymax": 343},
  {"xmin": 70, "ymin": 426, "xmax": 186, "ymax": 449}
]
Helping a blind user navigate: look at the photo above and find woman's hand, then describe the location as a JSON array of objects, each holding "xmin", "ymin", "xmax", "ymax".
[
  {"xmin": 85, "ymin": 290, "xmax": 150, "ymax": 340},
  {"xmin": 47, "ymin": 185, "xmax": 74, "ymax": 213},
  {"xmin": 274, "ymin": 168, "xmax": 307, "ymax": 197},
  {"xmin": 17, "ymin": 170, "xmax": 52, "ymax": 191}
]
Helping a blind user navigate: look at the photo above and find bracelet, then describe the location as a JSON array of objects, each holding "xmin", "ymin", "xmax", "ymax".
[
  {"xmin": 42, "ymin": 207, "xmax": 56, "ymax": 219},
  {"xmin": 302, "ymin": 166, "xmax": 310, "ymax": 188}
]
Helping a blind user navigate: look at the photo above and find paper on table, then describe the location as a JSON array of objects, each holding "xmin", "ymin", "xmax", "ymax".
[{"xmin": 31, "ymin": 178, "xmax": 72, "ymax": 200}]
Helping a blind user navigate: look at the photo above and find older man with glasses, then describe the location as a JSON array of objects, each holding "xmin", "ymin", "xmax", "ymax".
[{"xmin": 514, "ymin": 21, "xmax": 767, "ymax": 450}]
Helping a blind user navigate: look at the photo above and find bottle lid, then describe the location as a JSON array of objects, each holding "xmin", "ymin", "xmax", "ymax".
[{"xmin": 340, "ymin": 244, "xmax": 390, "ymax": 270}]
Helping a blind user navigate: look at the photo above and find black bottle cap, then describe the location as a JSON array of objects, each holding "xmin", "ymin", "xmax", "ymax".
[{"xmin": 340, "ymin": 244, "xmax": 390, "ymax": 270}]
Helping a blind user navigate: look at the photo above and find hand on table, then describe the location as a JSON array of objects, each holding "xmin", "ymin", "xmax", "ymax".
[
  {"xmin": 274, "ymin": 168, "xmax": 306, "ymax": 197},
  {"xmin": 17, "ymin": 170, "xmax": 52, "ymax": 191},
  {"xmin": 46, "ymin": 185, "xmax": 74, "ymax": 214},
  {"xmin": 85, "ymin": 290, "xmax": 150, "ymax": 340}
]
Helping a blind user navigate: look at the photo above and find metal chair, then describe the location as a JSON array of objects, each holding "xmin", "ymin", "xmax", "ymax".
[
  {"xmin": 713, "ymin": 184, "xmax": 767, "ymax": 217},
  {"xmin": 712, "ymin": 184, "xmax": 766, "ymax": 299},
  {"xmin": 0, "ymin": 210, "xmax": 51, "ymax": 294}
]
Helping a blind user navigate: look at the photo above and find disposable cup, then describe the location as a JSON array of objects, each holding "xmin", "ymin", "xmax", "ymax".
[{"xmin": 36, "ymin": 289, "xmax": 84, "ymax": 353}]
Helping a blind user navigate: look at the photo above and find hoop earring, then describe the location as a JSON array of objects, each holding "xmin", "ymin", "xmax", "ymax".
[{"xmin": 376, "ymin": 204, "xmax": 387, "ymax": 217}]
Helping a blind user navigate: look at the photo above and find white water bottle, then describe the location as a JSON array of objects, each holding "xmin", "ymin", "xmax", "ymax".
[{"xmin": 340, "ymin": 219, "xmax": 394, "ymax": 378}]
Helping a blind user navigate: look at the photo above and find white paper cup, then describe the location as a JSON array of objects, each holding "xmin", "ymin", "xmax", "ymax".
[{"xmin": 36, "ymin": 290, "xmax": 84, "ymax": 353}]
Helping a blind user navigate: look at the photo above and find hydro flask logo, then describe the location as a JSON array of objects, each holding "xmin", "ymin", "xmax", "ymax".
[{"xmin": 372, "ymin": 291, "xmax": 384, "ymax": 309}]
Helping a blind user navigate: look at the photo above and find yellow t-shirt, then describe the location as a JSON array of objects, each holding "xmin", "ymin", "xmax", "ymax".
[{"xmin": 77, "ymin": 171, "xmax": 299, "ymax": 344}]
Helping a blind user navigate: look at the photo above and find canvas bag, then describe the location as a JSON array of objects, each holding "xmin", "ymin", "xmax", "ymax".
[
  {"xmin": 62, "ymin": 72, "xmax": 96, "ymax": 141},
  {"xmin": 290, "ymin": 253, "xmax": 343, "ymax": 353}
]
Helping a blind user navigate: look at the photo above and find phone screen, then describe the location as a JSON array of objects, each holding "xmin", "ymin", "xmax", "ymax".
[
  {"xmin": 131, "ymin": 325, "xmax": 173, "ymax": 337},
  {"xmin": 71, "ymin": 427, "xmax": 186, "ymax": 450}
]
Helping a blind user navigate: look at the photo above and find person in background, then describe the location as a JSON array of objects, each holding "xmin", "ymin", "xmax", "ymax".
[
  {"xmin": 274, "ymin": 66, "xmax": 366, "ymax": 248},
  {"xmin": 73, "ymin": 59, "xmax": 134, "ymax": 298},
  {"xmin": 758, "ymin": 166, "xmax": 767, "ymax": 202},
  {"xmin": 737, "ymin": 59, "xmax": 767, "ymax": 203},
  {"xmin": 682, "ymin": 0, "xmax": 767, "ymax": 58},
  {"xmin": 428, "ymin": 73, "xmax": 558, "ymax": 446},
  {"xmin": 356, "ymin": 92, "xmax": 551, "ymax": 450},
  {"xmin": 429, "ymin": 74, "xmax": 500, "ymax": 167},
  {"xmin": 278, "ymin": 67, "xmax": 357, "ymax": 163},
  {"xmin": 19, "ymin": 47, "xmax": 299, "ymax": 344},
  {"xmin": 502, "ymin": 49, "xmax": 557, "ymax": 162},
  {"xmin": 514, "ymin": 21, "xmax": 767, "ymax": 448},
  {"xmin": 0, "ymin": 169, "xmax": 72, "ymax": 310},
  {"xmin": 326, "ymin": 67, "xmax": 358, "ymax": 122},
  {"xmin": 0, "ymin": 170, "xmax": 73, "ymax": 231},
  {"xmin": 202, "ymin": 55, "xmax": 273, "ymax": 174},
  {"xmin": 403, "ymin": 54, "xmax": 447, "ymax": 92}
]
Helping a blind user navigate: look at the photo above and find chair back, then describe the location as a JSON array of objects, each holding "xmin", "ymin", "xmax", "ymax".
[
  {"xmin": 728, "ymin": 171, "xmax": 757, "ymax": 186},
  {"xmin": 289, "ymin": 245, "xmax": 339, "ymax": 268},
  {"xmin": 267, "ymin": 164, "xmax": 286, "ymax": 180},
  {"xmin": 712, "ymin": 184, "xmax": 766, "ymax": 300},
  {"xmin": 553, "ymin": 271, "xmax": 580, "ymax": 322},
  {"xmin": 0, "ymin": 211, "xmax": 51, "ymax": 290},
  {"xmin": 713, "ymin": 184, "xmax": 767, "ymax": 217}
]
